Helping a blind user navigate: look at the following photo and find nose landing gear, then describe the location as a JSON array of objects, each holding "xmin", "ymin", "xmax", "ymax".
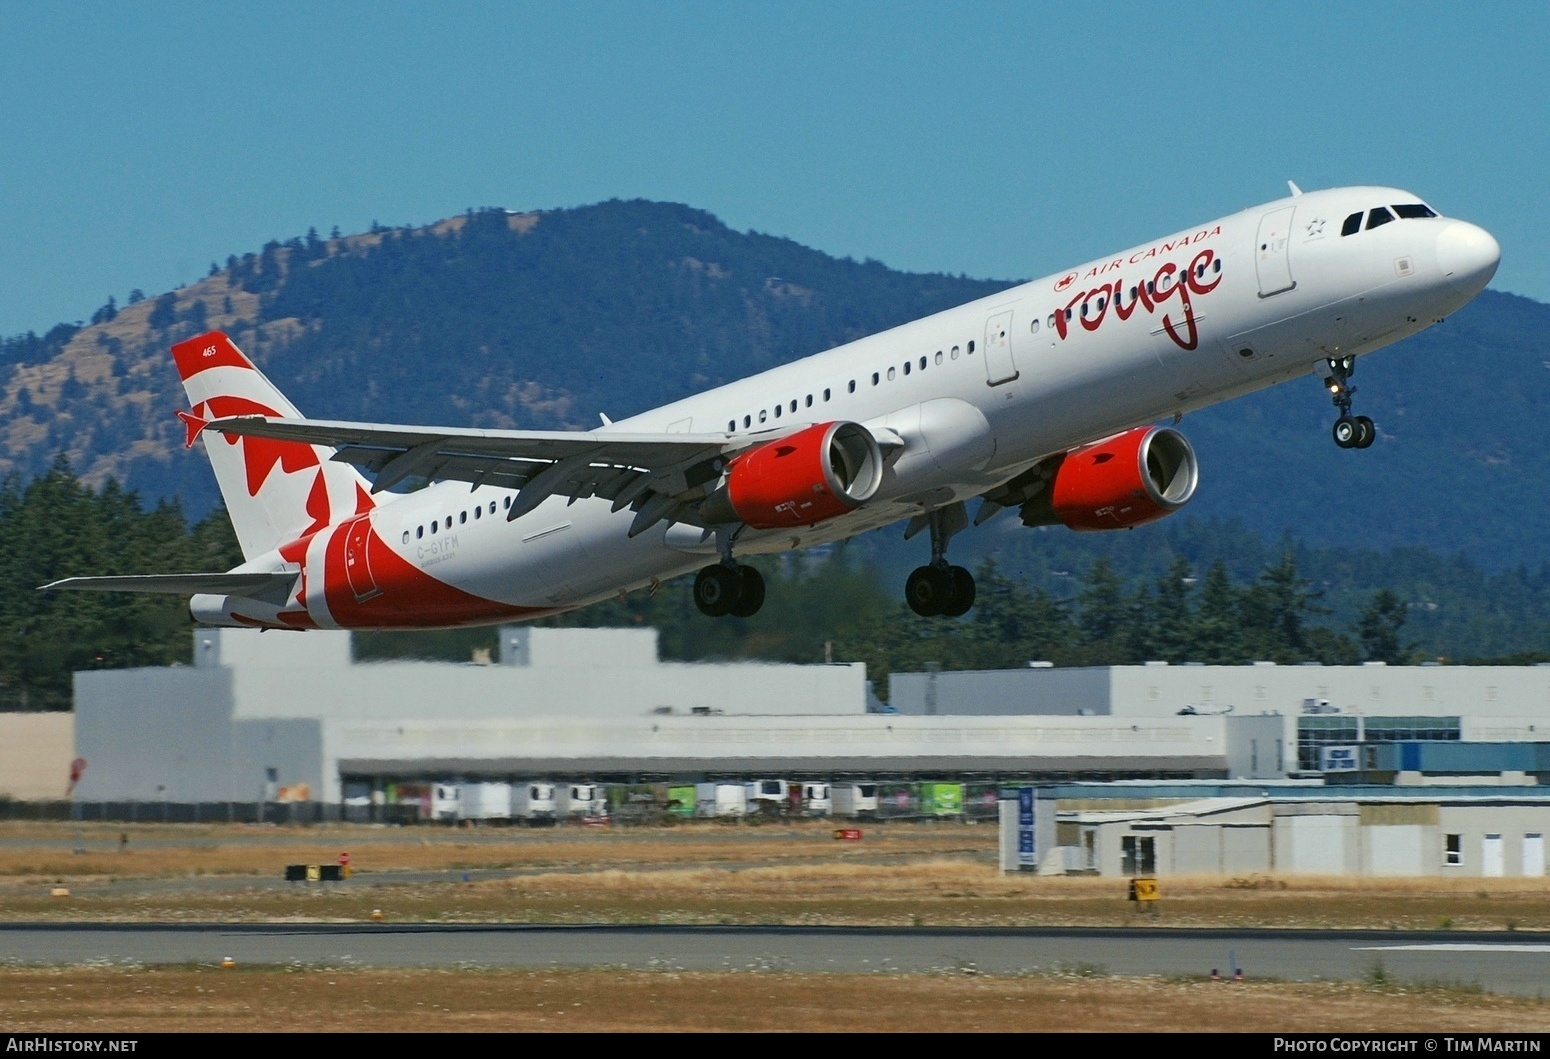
[
  {"xmin": 903, "ymin": 502, "xmax": 976, "ymax": 618},
  {"xmin": 1323, "ymin": 356, "xmax": 1375, "ymax": 450}
]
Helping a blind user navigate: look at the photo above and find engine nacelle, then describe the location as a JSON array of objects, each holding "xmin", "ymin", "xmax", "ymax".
[
  {"xmin": 1021, "ymin": 425, "xmax": 1198, "ymax": 531},
  {"xmin": 699, "ymin": 421, "xmax": 883, "ymax": 530}
]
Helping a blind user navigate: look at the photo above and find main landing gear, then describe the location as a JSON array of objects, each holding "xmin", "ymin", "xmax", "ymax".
[
  {"xmin": 693, "ymin": 528, "xmax": 767, "ymax": 619},
  {"xmin": 693, "ymin": 554, "xmax": 766, "ymax": 619},
  {"xmin": 904, "ymin": 503, "xmax": 976, "ymax": 618},
  {"xmin": 1323, "ymin": 356, "xmax": 1375, "ymax": 450}
]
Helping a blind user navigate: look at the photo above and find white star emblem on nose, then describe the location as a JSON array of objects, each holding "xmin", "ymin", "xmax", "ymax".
[{"xmin": 1305, "ymin": 218, "xmax": 1326, "ymax": 236}]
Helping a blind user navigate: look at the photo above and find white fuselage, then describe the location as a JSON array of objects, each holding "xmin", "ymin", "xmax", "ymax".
[{"xmin": 266, "ymin": 186, "xmax": 1500, "ymax": 623}]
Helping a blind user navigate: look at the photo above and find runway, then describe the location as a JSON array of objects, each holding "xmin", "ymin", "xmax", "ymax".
[{"xmin": 4, "ymin": 923, "xmax": 1548, "ymax": 994}]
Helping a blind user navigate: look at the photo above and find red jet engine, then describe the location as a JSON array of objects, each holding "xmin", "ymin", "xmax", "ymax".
[
  {"xmin": 1021, "ymin": 426, "xmax": 1198, "ymax": 531},
  {"xmin": 700, "ymin": 421, "xmax": 884, "ymax": 530}
]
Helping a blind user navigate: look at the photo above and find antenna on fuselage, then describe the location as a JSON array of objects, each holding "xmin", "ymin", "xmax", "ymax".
[{"xmin": 1288, "ymin": 180, "xmax": 1304, "ymax": 197}]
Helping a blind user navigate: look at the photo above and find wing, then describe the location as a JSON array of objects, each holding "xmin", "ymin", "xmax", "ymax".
[
  {"xmin": 38, "ymin": 572, "xmax": 296, "ymax": 600},
  {"xmin": 205, "ymin": 416, "xmax": 771, "ymax": 535}
]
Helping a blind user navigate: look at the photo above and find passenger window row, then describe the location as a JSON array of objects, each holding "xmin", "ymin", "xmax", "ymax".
[
  {"xmin": 724, "ymin": 340, "xmax": 977, "ymax": 433},
  {"xmin": 405, "ymin": 498, "xmax": 507, "ymax": 543},
  {"xmin": 1341, "ymin": 203, "xmax": 1438, "ymax": 236}
]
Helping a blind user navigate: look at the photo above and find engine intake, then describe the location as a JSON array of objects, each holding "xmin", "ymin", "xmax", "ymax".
[
  {"xmin": 700, "ymin": 421, "xmax": 883, "ymax": 529},
  {"xmin": 1021, "ymin": 425, "xmax": 1198, "ymax": 531}
]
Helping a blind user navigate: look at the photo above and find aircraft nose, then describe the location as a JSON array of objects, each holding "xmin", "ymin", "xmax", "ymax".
[{"xmin": 1435, "ymin": 220, "xmax": 1500, "ymax": 296}]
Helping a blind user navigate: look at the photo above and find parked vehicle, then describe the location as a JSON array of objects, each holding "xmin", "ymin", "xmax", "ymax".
[
  {"xmin": 560, "ymin": 782, "xmax": 607, "ymax": 820},
  {"xmin": 831, "ymin": 782, "xmax": 879, "ymax": 819},
  {"xmin": 432, "ymin": 783, "xmax": 462, "ymax": 823},
  {"xmin": 666, "ymin": 785, "xmax": 697, "ymax": 819},
  {"xmin": 512, "ymin": 781, "xmax": 558, "ymax": 825},
  {"xmin": 458, "ymin": 781, "xmax": 513, "ymax": 822},
  {"xmin": 694, "ymin": 782, "xmax": 747, "ymax": 818},
  {"xmin": 800, "ymin": 782, "xmax": 832, "ymax": 816},
  {"xmin": 744, "ymin": 778, "xmax": 789, "ymax": 816}
]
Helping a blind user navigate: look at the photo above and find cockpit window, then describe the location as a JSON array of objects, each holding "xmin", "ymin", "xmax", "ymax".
[
  {"xmin": 1392, "ymin": 203, "xmax": 1438, "ymax": 219},
  {"xmin": 1341, "ymin": 212, "xmax": 1363, "ymax": 236},
  {"xmin": 1366, "ymin": 207, "xmax": 1395, "ymax": 231}
]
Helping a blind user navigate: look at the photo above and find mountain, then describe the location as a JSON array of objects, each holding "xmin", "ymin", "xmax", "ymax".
[{"xmin": 2, "ymin": 200, "xmax": 1546, "ymax": 568}]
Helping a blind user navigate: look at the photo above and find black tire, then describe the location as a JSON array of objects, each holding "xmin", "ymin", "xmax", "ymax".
[
  {"xmin": 728, "ymin": 565, "xmax": 766, "ymax": 617},
  {"xmin": 941, "ymin": 565, "xmax": 976, "ymax": 617},
  {"xmin": 693, "ymin": 564, "xmax": 740, "ymax": 617},
  {"xmin": 1332, "ymin": 416, "xmax": 1359, "ymax": 449},
  {"xmin": 905, "ymin": 565, "xmax": 950, "ymax": 617},
  {"xmin": 1354, "ymin": 416, "xmax": 1376, "ymax": 449}
]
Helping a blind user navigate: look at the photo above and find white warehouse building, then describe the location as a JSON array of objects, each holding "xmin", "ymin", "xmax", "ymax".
[{"xmin": 71, "ymin": 628, "xmax": 1281, "ymax": 804}]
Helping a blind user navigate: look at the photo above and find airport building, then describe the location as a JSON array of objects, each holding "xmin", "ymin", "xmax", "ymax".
[
  {"xmin": 890, "ymin": 662, "xmax": 1550, "ymax": 781},
  {"xmin": 70, "ymin": 628, "xmax": 1283, "ymax": 805}
]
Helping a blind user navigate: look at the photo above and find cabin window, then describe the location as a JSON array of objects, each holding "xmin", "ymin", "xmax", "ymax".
[
  {"xmin": 848, "ymin": 380, "xmax": 856, "ymax": 393},
  {"xmin": 1213, "ymin": 260, "xmax": 1221, "ymax": 273},
  {"xmin": 1341, "ymin": 212, "xmax": 1363, "ymax": 236},
  {"xmin": 1029, "ymin": 319, "xmax": 1039, "ymax": 335},
  {"xmin": 951, "ymin": 345, "xmax": 960, "ymax": 359},
  {"xmin": 402, "ymin": 531, "xmax": 411, "ymax": 544},
  {"xmin": 1366, "ymin": 207, "xmax": 1395, "ymax": 230},
  {"xmin": 759, "ymin": 409, "xmax": 767, "ymax": 423},
  {"xmin": 743, "ymin": 414, "xmax": 751, "ymax": 428},
  {"xmin": 773, "ymin": 405, "xmax": 781, "ymax": 419},
  {"xmin": 823, "ymin": 388, "xmax": 831, "ymax": 401},
  {"xmin": 1080, "ymin": 301, "xmax": 1088, "ymax": 318},
  {"xmin": 1393, "ymin": 203, "xmax": 1438, "ymax": 219},
  {"xmin": 727, "ymin": 419, "xmax": 735, "ymax": 432},
  {"xmin": 430, "ymin": 520, "xmax": 438, "ymax": 533},
  {"xmin": 416, "ymin": 526, "xmax": 423, "ymax": 539},
  {"xmin": 805, "ymin": 394, "xmax": 813, "ymax": 407},
  {"xmin": 871, "ymin": 372, "xmax": 879, "ymax": 385},
  {"xmin": 503, "ymin": 496, "xmax": 511, "ymax": 509},
  {"xmin": 887, "ymin": 366, "xmax": 896, "ymax": 381},
  {"xmin": 919, "ymin": 355, "xmax": 927, "ymax": 369},
  {"xmin": 935, "ymin": 350, "xmax": 943, "ymax": 364},
  {"xmin": 902, "ymin": 361, "xmax": 910, "ymax": 375},
  {"xmin": 1047, "ymin": 313, "xmax": 1056, "ymax": 328},
  {"xmin": 473, "ymin": 505, "xmax": 481, "ymax": 520},
  {"xmin": 968, "ymin": 340, "xmax": 975, "ymax": 353},
  {"xmin": 490, "ymin": 501, "xmax": 497, "ymax": 514},
  {"xmin": 790, "ymin": 399, "xmax": 797, "ymax": 412},
  {"xmin": 459, "ymin": 511, "xmax": 466, "ymax": 524}
]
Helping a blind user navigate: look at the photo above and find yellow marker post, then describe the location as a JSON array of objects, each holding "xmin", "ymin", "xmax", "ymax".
[{"xmin": 1128, "ymin": 877, "xmax": 1160, "ymax": 904}]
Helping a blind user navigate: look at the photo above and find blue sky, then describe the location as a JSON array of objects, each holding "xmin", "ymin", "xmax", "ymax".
[{"xmin": 2, "ymin": 1, "xmax": 1545, "ymax": 337}]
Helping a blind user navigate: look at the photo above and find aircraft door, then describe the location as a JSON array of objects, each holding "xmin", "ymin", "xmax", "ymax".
[
  {"xmin": 343, "ymin": 515, "xmax": 381, "ymax": 602},
  {"xmin": 983, "ymin": 310, "xmax": 1018, "ymax": 385},
  {"xmin": 1254, "ymin": 206, "xmax": 1297, "ymax": 297}
]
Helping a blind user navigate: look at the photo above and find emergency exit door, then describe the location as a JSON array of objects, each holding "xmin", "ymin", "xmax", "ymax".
[
  {"xmin": 983, "ymin": 310, "xmax": 1018, "ymax": 385},
  {"xmin": 343, "ymin": 515, "xmax": 381, "ymax": 602},
  {"xmin": 1255, "ymin": 206, "xmax": 1297, "ymax": 297}
]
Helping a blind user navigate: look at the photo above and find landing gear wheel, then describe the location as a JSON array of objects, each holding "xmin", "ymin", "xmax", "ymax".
[
  {"xmin": 942, "ymin": 565, "xmax": 976, "ymax": 617},
  {"xmin": 905, "ymin": 565, "xmax": 952, "ymax": 617},
  {"xmin": 1353, "ymin": 415, "xmax": 1376, "ymax": 449},
  {"xmin": 728, "ymin": 566, "xmax": 766, "ymax": 618},
  {"xmin": 693, "ymin": 564, "xmax": 740, "ymax": 617},
  {"xmin": 1332, "ymin": 416, "xmax": 1360, "ymax": 449}
]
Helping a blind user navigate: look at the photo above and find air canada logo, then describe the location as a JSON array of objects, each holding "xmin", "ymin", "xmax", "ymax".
[{"xmin": 1054, "ymin": 272, "xmax": 1078, "ymax": 293}]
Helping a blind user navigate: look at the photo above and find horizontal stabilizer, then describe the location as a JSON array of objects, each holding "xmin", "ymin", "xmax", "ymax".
[{"xmin": 38, "ymin": 572, "xmax": 296, "ymax": 597}]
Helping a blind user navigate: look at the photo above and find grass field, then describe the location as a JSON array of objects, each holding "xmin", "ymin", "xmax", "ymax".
[
  {"xmin": 4, "ymin": 820, "xmax": 1550, "ymax": 1031},
  {"xmin": 3, "ymin": 966, "xmax": 1547, "ymax": 1033},
  {"xmin": 3, "ymin": 820, "xmax": 1550, "ymax": 931}
]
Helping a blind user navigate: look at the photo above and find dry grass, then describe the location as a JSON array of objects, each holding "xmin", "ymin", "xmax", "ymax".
[
  {"xmin": 1, "ymin": 965, "xmax": 1545, "ymax": 1033},
  {"xmin": 4, "ymin": 821, "xmax": 1550, "ymax": 930}
]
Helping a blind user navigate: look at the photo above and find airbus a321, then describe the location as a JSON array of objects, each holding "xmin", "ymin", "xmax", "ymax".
[{"xmin": 44, "ymin": 184, "xmax": 1500, "ymax": 628}]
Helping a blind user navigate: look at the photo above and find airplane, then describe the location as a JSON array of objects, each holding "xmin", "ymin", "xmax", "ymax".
[{"xmin": 43, "ymin": 184, "xmax": 1500, "ymax": 628}]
